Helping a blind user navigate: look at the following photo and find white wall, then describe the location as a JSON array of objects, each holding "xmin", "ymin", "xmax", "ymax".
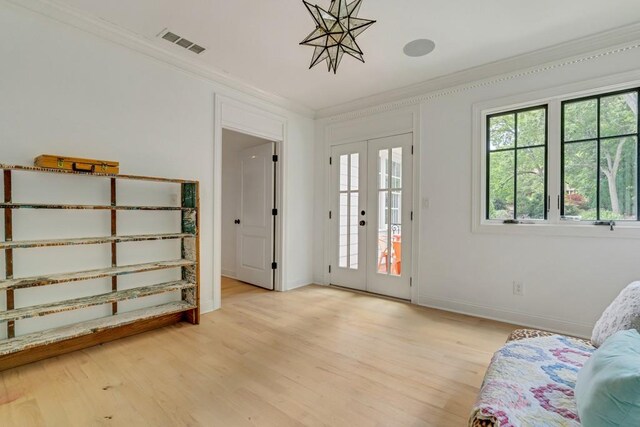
[
  {"xmin": 315, "ymin": 44, "xmax": 640, "ymax": 337},
  {"xmin": 0, "ymin": 2, "xmax": 315, "ymax": 330},
  {"xmin": 221, "ymin": 129, "xmax": 272, "ymax": 278}
]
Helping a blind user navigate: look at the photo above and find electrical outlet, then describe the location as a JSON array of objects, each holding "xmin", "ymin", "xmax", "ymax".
[{"xmin": 513, "ymin": 281, "xmax": 524, "ymax": 296}]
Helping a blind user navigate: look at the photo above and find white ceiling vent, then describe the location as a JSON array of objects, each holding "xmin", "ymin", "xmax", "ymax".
[{"xmin": 158, "ymin": 29, "xmax": 206, "ymax": 55}]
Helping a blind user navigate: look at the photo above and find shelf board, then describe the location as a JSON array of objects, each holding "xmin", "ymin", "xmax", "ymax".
[
  {"xmin": 0, "ymin": 164, "xmax": 197, "ymax": 184},
  {"xmin": 0, "ymin": 301, "xmax": 196, "ymax": 356},
  {"xmin": 0, "ymin": 280, "xmax": 194, "ymax": 323},
  {"xmin": 0, "ymin": 259, "xmax": 195, "ymax": 291},
  {"xmin": 0, "ymin": 203, "xmax": 194, "ymax": 211},
  {"xmin": 0, "ymin": 233, "xmax": 194, "ymax": 250}
]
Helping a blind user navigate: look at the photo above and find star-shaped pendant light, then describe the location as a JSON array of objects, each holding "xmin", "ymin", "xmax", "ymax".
[{"xmin": 300, "ymin": 0, "xmax": 376, "ymax": 74}]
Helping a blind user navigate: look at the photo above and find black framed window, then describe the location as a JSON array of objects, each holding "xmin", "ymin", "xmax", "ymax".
[
  {"xmin": 562, "ymin": 89, "xmax": 640, "ymax": 221},
  {"xmin": 487, "ymin": 106, "xmax": 548, "ymax": 220}
]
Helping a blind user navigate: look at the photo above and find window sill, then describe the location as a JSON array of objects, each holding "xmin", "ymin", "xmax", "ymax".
[{"xmin": 473, "ymin": 221, "xmax": 640, "ymax": 239}]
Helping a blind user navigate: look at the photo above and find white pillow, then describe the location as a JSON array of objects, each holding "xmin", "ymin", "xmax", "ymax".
[{"xmin": 591, "ymin": 282, "xmax": 640, "ymax": 347}]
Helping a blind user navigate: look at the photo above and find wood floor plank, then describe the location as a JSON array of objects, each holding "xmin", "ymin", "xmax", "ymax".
[{"xmin": 0, "ymin": 278, "xmax": 517, "ymax": 426}]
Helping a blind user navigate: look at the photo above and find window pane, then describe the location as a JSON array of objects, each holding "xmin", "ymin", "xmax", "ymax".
[
  {"xmin": 517, "ymin": 108, "xmax": 546, "ymax": 147},
  {"xmin": 599, "ymin": 137, "xmax": 637, "ymax": 221},
  {"xmin": 488, "ymin": 150, "xmax": 515, "ymax": 219},
  {"xmin": 339, "ymin": 193, "xmax": 348, "ymax": 267},
  {"xmin": 349, "ymin": 192, "xmax": 359, "ymax": 269},
  {"xmin": 563, "ymin": 141, "xmax": 597, "ymax": 220},
  {"xmin": 377, "ymin": 191, "xmax": 389, "ymax": 274},
  {"xmin": 516, "ymin": 147, "xmax": 545, "ymax": 219},
  {"xmin": 489, "ymin": 114, "xmax": 515, "ymax": 150},
  {"xmin": 564, "ymin": 99, "xmax": 597, "ymax": 142},
  {"xmin": 340, "ymin": 155, "xmax": 348, "ymax": 191},
  {"xmin": 379, "ymin": 149, "xmax": 389, "ymax": 189},
  {"xmin": 391, "ymin": 147, "xmax": 402, "ymax": 188},
  {"xmin": 350, "ymin": 153, "xmax": 359, "ymax": 191},
  {"xmin": 601, "ymin": 92, "xmax": 638, "ymax": 138},
  {"xmin": 390, "ymin": 191, "xmax": 402, "ymax": 277}
]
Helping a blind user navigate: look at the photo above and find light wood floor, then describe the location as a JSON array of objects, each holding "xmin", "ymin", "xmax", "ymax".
[{"xmin": 0, "ymin": 278, "xmax": 517, "ymax": 426}]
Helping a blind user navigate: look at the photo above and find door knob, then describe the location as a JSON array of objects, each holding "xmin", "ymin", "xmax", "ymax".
[
  {"xmin": 234, "ymin": 219, "xmax": 240, "ymax": 224},
  {"xmin": 361, "ymin": 210, "xmax": 366, "ymax": 216},
  {"xmin": 359, "ymin": 220, "xmax": 366, "ymax": 226}
]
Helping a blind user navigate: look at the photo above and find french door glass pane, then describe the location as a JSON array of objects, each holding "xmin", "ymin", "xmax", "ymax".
[
  {"xmin": 391, "ymin": 148, "xmax": 402, "ymax": 188},
  {"xmin": 377, "ymin": 191, "xmax": 389, "ymax": 274},
  {"xmin": 377, "ymin": 147, "xmax": 403, "ymax": 277},
  {"xmin": 339, "ymin": 192, "xmax": 348, "ymax": 267},
  {"xmin": 390, "ymin": 191, "xmax": 402, "ymax": 277},
  {"xmin": 349, "ymin": 192, "xmax": 359, "ymax": 269},
  {"xmin": 350, "ymin": 153, "xmax": 359, "ymax": 191},
  {"xmin": 599, "ymin": 137, "xmax": 637, "ymax": 220},
  {"xmin": 379, "ymin": 149, "xmax": 389, "ymax": 189},
  {"xmin": 338, "ymin": 152, "xmax": 360, "ymax": 270},
  {"xmin": 340, "ymin": 155, "xmax": 348, "ymax": 191}
]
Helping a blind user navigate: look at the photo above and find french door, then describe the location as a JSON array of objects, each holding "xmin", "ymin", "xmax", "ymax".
[{"xmin": 330, "ymin": 133, "xmax": 413, "ymax": 300}]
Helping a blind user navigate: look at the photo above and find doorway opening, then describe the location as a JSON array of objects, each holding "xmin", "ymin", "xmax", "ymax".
[{"xmin": 221, "ymin": 129, "xmax": 278, "ymax": 299}]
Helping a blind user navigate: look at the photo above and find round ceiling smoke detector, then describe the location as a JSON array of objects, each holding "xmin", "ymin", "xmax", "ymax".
[{"xmin": 403, "ymin": 39, "xmax": 436, "ymax": 57}]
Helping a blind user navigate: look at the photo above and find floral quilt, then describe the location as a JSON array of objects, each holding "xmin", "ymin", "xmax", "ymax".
[{"xmin": 469, "ymin": 334, "xmax": 595, "ymax": 427}]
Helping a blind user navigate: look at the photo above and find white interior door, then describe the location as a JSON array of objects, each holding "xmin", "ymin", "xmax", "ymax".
[
  {"xmin": 236, "ymin": 142, "xmax": 274, "ymax": 290},
  {"xmin": 330, "ymin": 134, "xmax": 413, "ymax": 299}
]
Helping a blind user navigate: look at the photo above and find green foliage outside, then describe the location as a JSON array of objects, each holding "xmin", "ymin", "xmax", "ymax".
[{"xmin": 488, "ymin": 92, "xmax": 638, "ymax": 221}]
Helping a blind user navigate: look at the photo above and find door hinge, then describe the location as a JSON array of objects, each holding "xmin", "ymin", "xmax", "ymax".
[
  {"xmin": 329, "ymin": 210, "xmax": 332, "ymax": 219},
  {"xmin": 272, "ymin": 262, "xmax": 278, "ymax": 270},
  {"xmin": 272, "ymin": 208, "xmax": 278, "ymax": 216},
  {"xmin": 411, "ymin": 145, "xmax": 414, "ymax": 155},
  {"xmin": 272, "ymin": 154, "xmax": 278, "ymax": 162},
  {"xmin": 411, "ymin": 211, "xmax": 413, "ymax": 221},
  {"xmin": 328, "ymin": 265, "xmax": 331, "ymax": 273},
  {"xmin": 329, "ymin": 156, "xmax": 332, "ymax": 165},
  {"xmin": 410, "ymin": 277, "xmax": 413, "ymax": 287}
]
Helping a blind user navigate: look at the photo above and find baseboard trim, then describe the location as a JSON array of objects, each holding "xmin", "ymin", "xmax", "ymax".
[
  {"xmin": 417, "ymin": 294, "xmax": 592, "ymax": 339},
  {"xmin": 200, "ymin": 298, "xmax": 216, "ymax": 314},
  {"xmin": 285, "ymin": 280, "xmax": 312, "ymax": 291}
]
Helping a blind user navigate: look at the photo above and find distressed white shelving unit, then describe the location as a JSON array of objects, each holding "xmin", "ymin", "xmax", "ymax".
[{"xmin": 0, "ymin": 164, "xmax": 200, "ymax": 370}]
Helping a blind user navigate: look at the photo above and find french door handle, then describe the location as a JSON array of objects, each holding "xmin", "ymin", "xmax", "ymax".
[
  {"xmin": 359, "ymin": 220, "xmax": 366, "ymax": 226},
  {"xmin": 234, "ymin": 219, "xmax": 240, "ymax": 225}
]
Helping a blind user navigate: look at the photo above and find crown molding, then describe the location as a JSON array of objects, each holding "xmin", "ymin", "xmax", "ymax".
[
  {"xmin": 3, "ymin": 0, "xmax": 315, "ymax": 118},
  {"xmin": 316, "ymin": 22, "xmax": 640, "ymax": 121},
  {"xmin": 6, "ymin": 0, "xmax": 640, "ymax": 122}
]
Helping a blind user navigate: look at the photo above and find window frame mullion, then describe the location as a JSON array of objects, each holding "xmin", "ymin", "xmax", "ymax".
[
  {"xmin": 548, "ymin": 101, "xmax": 562, "ymax": 224},
  {"xmin": 513, "ymin": 112, "xmax": 519, "ymax": 220},
  {"xmin": 636, "ymin": 89, "xmax": 640, "ymax": 221}
]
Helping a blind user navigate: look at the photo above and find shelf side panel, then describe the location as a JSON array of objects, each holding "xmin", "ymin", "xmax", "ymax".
[{"xmin": 181, "ymin": 183, "xmax": 199, "ymax": 325}]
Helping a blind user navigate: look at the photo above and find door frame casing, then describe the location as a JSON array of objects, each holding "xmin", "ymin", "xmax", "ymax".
[
  {"xmin": 214, "ymin": 95, "xmax": 286, "ymax": 309},
  {"xmin": 320, "ymin": 106, "xmax": 421, "ymax": 303}
]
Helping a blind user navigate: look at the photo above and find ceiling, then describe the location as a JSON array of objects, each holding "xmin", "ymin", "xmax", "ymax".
[{"xmin": 55, "ymin": 0, "xmax": 640, "ymax": 112}]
